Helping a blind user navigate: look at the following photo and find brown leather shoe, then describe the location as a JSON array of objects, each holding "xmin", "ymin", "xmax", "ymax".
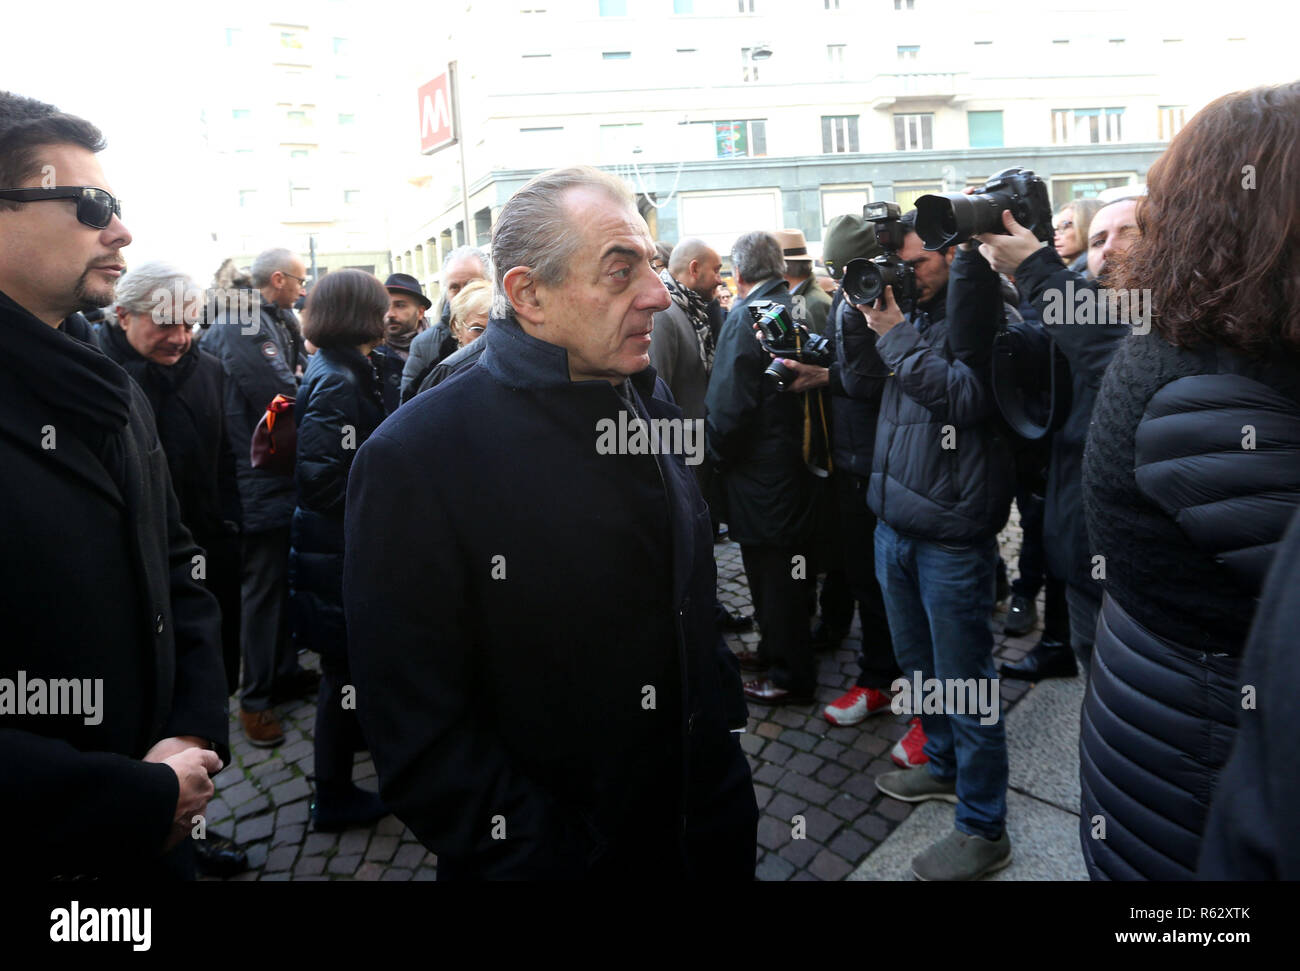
[
  {"xmin": 743, "ymin": 678, "xmax": 814, "ymax": 706},
  {"xmin": 735, "ymin": 648, "xmax": 767, "ymax": 672},
  {"xmin": 239, "ymin": 707, "xmax": 285, "ymax": 748}
]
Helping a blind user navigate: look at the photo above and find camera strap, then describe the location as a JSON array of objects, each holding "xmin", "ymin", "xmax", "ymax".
[{"xmin": 991, "ymin": 326, "xmax": 1070, "ymax": 441}]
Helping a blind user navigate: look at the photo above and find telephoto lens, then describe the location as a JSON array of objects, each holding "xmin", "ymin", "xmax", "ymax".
[{"xmin": 914, "ymin": 167, "xmax": 1054, "ymax": 251}]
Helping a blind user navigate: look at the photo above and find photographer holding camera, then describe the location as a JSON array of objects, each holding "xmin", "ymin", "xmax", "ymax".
[
  {"xmin": 706, "ymin": 231, "xmax": 823, "ymax": 706},
  {"xmin": 848, "ymin": 202, "xmax": 1015, "ymax": 881},
  {"xmin": 973, "ymin": 195, "xmax": 1136, "ymax": 673}
]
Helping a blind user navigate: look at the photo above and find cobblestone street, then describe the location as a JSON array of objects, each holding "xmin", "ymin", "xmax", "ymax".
[{"xmin": 207, "ymin": 513, "xmax": 1037, "ymax": 881}]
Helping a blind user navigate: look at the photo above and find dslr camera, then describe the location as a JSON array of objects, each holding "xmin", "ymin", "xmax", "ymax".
[
  {"xmin": 840, "ymin": 201, "xmax": 919, "ymax": 314},
  {"xmin": 749, "ymin": 299, "xmax": 832, "ymax": 391},
  {"xmin": 914, "ymin": 166, "xmax": 1053, "ymax": 250}
]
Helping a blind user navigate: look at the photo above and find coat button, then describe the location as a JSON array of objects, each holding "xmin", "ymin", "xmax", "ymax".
[{"xmin": 155, "ymin": 613, "xmax": 165, "ymax": 634}]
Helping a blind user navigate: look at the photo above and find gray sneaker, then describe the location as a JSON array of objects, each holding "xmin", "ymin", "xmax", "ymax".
[
  {"xmin": 875, "ymin": 767, "xmax": 958, "ymax": 804},
  {"xmin": 912, "ymin": 827, "xmax": 1012, "ymax": 881}
]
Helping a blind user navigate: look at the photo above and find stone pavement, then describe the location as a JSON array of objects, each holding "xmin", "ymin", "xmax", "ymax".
[{"xmin": 207, "ymin": 507, "xmax": 1071, "ymax": 881}]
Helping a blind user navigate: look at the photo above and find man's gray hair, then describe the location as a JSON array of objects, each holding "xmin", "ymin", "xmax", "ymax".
[
  {"xmin": 490, "ymin": 165, "xmax": 635, "ymax": 317},
  {"xmin": 731, "ymin": 231, "xmax": 784, "ymax": 284},
  {"xmin": 442, "ymin": 244, "xmax": 490, "ymax": 274},
  {"xmin": 250, "ymin": 247, "xmax": 298, "ymax": 288},
  {"xmin": 115, "ymin": 261, "xmax": 199, "ymax": 316}
]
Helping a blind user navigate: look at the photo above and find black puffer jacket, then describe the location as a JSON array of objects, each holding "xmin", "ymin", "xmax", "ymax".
[
  {"xmin": 705, "ymin": 277, "xmax": 818, "ymax": 547},
  {"xmin": 867, "ymin": 247, "xmax": 1013, "ymax": 543},
  {"xmin": 288, "ymin": 346, "xmax": 387, "ymax": 658},
  {"xmin": 1080, "ymin": 334, "xmax": 1300, "ymax": 880},
  {"xmin": 827, "ymin": 289, "xmax": 888, "ymax": 478},
  {"xmin": 199, "ymin": 299, "xmax": 304, "ymax": 532}
]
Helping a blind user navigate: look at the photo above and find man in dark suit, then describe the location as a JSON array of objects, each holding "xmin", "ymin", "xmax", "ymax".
[
  {"xmin": 344, "ymin": 165, "xmax": 757, "ymax": 879},
  {"xmin": 0, "ymin": 90, "xmax": 227, "ymax": 878},
  {"xmin": 706, "ymin": 231, "xmax": 821, "ymax": 706}
]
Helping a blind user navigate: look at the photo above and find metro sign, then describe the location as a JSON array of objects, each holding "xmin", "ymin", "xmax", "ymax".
[{"xmin": 418, "ymin": 72, "xmax": 456, "ymax": 155}]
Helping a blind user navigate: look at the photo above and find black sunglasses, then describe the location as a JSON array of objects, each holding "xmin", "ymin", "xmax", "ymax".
[{"xmin": 0, "ymin": 185, "xmax": 122, "ymax": 229}]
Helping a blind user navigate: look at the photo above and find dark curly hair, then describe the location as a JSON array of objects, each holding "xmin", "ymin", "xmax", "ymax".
[{"xmin": 1115, "ymin": 81, "xmax": 1300, "ymax": 355}]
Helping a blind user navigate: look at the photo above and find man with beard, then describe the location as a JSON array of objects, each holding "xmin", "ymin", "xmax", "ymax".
[
  {"xmin": 371, "ymin": 272, "xmax": 429, "ymax": 412},
  {"xmin": 977, "ymin": 196, "xmax": 1139, "ymax": 675},
  {"xmin": 0, "ymin": 90, "xmax": 227, "ymax": 878}
]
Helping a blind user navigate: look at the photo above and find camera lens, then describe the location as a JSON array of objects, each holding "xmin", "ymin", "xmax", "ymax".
[
  {"xmin": 915, "ymin": 192, "xmax": 1004, "ymax": 250},
  {"xmin": 841, "ymin": 258, "xmax": 884, "ymax": 306},
  {"xmin": 764, "ymin": 359, "xmax": 797, "ymax": 391}
]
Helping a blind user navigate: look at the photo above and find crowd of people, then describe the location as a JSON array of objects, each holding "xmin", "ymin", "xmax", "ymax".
[{"xmin": 2, "ymin": 80, "xmax": 1298, "ymax": 881}]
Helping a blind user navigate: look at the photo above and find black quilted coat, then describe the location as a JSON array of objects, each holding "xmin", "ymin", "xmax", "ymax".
[{"xmin": 1080, "ymin": 334, "xmax": 1300, "ymax": 880}]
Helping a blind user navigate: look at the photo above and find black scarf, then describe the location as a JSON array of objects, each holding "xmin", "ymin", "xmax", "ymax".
[
  {"xmin": 0, "ymin": 288, "xmax": 132, "ymax": 489},
  {"xmin": 660, "ymin": 269, "xmax": 714, "ymax": 373}
]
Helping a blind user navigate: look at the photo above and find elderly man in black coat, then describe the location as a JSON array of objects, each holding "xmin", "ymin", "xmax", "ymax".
[
  {"xmin": 705, "ymin": 231, "xmax": 821, "ymax": 706},
  {"xmin": 345, "ymin": 166, "xmax": 757, "ymax": 880},
  {"xmin": 0, "ymin": 92, "xmax": 228, "ymax": 878}
]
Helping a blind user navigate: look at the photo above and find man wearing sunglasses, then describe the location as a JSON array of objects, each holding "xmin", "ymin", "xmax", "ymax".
[{"xmin": 0, "ymin": 90, "xmax": 229, "ymax": 878}]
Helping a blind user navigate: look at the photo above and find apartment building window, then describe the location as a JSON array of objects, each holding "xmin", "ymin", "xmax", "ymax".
[
  {"xmin": 286, "ymin": 110, "xmax": 307, "ymax": 126},
  {"xmin": 278, "ymin": 29, "xmax": 304, "ymax": 50},
  {"xmin": 897, "ymin": 45, "xmax": 919, "ymax": 61},
  {"xmin": 822, "ymin": 115, "xmax": 859, "ymax": 153},
  {"xmin": 338, "ymin": 113, "xmax": 355, "ymax": 126},
  {"xmin": 825, "ymin": 0, "xmax": 840, "ymax": 7},
  {"xmin": 603, "ymin": 51, "xmax": 631, "ymax": 60},
  {"xmin": 893, "ymin": 182, "xmax": 942, "ymax": 211},
  {"xmin": 224, "ymin": 27, "xmax": 242, "ymax": 46},
  {"xmin": 1158, "ymin": 105, "xmax": 1187, "ymax": 140},
  {"xmin": 738, "ymin": 0, "xmax": 756, "ymax": 12},
  {"xmin": 827, "ymin": 44, "xmax": 845, "ymax": 80},
  {"xmin": 894, "ymin": 113, "xmax": 933, "ymax": 150},
  {"xmin": 333, "ymin": 37, "xmax": 350, "ymax": 55},
  {"xmin": 674, "ymin": 0, "xmax": 693, "ymax": 11},
  {"xmin": 598, "ymin": 0, "xmax": 626, "ymax": 14},
  {"xmin": 1052, "ymin": 107, "xmax": 1124, "ymax": 144},
  {"xmin": 894, "ymin": 0, "xmax": 915, "ymax": 9},
  {"xmin": 344, "ymin": 189, "xmax": 361, "ymax": 205},
  {"xmin": 967, "ymin": 110, "xmax": 1003, "ymax": 148},
  {"xmin": 238, "ymin": 190, "xmax": 256, "ymax": 208},
  {"xmin": 290, "ymin": 187, "xmax": 311, "ymax": 208},
  {"xmin": 715, "ymin": 120, "xmax": 766, "ymax": 158},
  {"xmin": 741, "ymin": 47, "xmax": 762, "ymax": 82},
  {"xmin": 232, "ymin": 108, "xmax": 251, "ymax": 121}
]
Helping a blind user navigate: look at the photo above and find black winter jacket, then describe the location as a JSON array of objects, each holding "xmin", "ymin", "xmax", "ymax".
[
  {"xmin": 344, "ymin": 314, "xmax": 757, "ymax": 879},
  {"xmin": 827, "ymin": 289, "xmax": 888, "ymax": 479},
  {"xmin": 96, "ymin": 324, "xmax": 241, "ymax": 539},
  {"xmin": 867, "ymin": 248, "xmax": 1013, "ymax": 543},
  {"xmin": 1015, "ymin": 247, "xmax": 1128, "ymax": 585},
  {"xmin": 0, "ymin": 289, "xmax": 230, "ymax": 877},
  {"xmin": 399, "ymin": 314, "xmax": 458, "ymax": 405},
  {"xmin": 705, "ymin": 277, "xmax": 819, "ymax": 547},
  {"xmin": 288, "ymin": 346, "xmax": 386, "ymax": 658},
  {"xmin": 199, "ymin": 298, "xmax": 304, "ymax": 533},
  {"xmin": 414, "ymin": 336, "xmax": 485, "ymax": 398},
  {"xmin": 1079, "ymin": 334, "xmax": 1300, "ymax": 880},
  {"xmin": 1199, "ymin": 504, "xmax": 1300, "ymax": 880}
]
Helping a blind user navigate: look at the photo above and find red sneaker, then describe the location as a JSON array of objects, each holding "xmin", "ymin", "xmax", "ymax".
[
  {"xmin": 891, "ymin": 717, "xmax": 929, "ymax": 767},
  {"xmin": 823, "ymin": 686, "xmax": 892, "ymax": 726}
]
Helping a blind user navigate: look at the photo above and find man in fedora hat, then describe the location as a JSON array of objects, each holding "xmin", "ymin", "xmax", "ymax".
[
  {"xmin": 773, "ymin": 227, "xmax": 831, "ymax": 333},
  {"xmin": 371, "ymin": 272, "xmax": 430, "ymax": 412}
]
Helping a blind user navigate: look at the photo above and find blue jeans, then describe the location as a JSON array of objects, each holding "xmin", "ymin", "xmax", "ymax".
[{"xmin": 875, "ymin": 520, "xmax": 1008, "ymax": 840}]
